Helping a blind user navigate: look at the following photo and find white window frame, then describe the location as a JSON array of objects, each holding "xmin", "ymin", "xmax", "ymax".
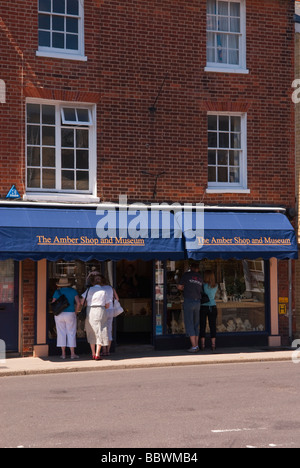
[
  {"xmin": 36, "ymin": 0, "xmax": 87, "ymax": 62},
  {"xmin": 205, "ymin": 0, "xmax": 248, "ymax": 74},
  {"xmin": 206, "ymin": 111, "xmax": 250, "ymax": 194},
  {"xmin": 25, "ymin": 98, "xmax": 98, "ymax": 203}
]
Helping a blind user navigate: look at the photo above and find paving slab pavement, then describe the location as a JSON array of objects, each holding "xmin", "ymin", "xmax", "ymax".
[{"xmin": 0, "ymin": 347, "xmax": 296, "ymax": 377}]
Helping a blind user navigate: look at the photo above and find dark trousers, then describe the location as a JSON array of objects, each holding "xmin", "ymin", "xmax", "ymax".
[{"xmin": 200, "ymin": 305, "xmax": 217, "ymax": 339}]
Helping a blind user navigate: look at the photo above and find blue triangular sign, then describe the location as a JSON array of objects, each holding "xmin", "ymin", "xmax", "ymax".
[{"xmin": 6, "ymin": 185, "xmax": 21, "ymax": 199}]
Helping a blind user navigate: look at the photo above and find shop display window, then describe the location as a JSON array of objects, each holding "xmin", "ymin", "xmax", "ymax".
[
  {"xmin": 0, "ymin": 260, "xmax": 14, "ymax": 304},
  {"xmin": 165, "ymin": 259, "xmax": 266, "ymax": 335}
]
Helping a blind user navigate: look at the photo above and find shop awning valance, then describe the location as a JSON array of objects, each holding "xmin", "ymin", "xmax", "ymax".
[
  {"xmin": 176, "ymin": 211, "xmax": 298, "ymax": 260},
  {"xmin": 0, "ymin": 206, "xmax": 185, "ymax": 261},
  {"xmin": 0, "ymin": 207, "xmax": 297, "ymax": 262}
]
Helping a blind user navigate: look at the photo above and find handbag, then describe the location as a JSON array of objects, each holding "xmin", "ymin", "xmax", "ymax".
[
  {"xmin": 51, "ymin": 290, "xmax": 70, "ymax": 316},
  {"xmin": 113, "ymin": 299, "xmax": 124, "ymax": 317},
  {"xmin": 201, "ymin": 292, "xmax": 210, "ymax": 305},
  {"xmin": 78, "ymin": 287, "xmax": 90, "ymax": 321}
]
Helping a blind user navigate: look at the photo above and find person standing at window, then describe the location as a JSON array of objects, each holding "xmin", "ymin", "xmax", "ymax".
[
  {"xmin": 52, "ymin": 277, "xmax": 80, "ymax": 359},
  {"xmin": 81, "ymin": 273, "xmax": 110, "ymax": 361},
  {"xmin": 177, "ymin": 263, "xmax": 203, "ymax": 353},
  {"xmin": 200, "ymin": 270, "xmax": 218, "ymax": 352}
]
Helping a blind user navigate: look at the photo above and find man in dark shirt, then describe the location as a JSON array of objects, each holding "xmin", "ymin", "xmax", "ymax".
[{"xmin": 178, "ymin": 263, "xmax": 203, "ymax": 352}]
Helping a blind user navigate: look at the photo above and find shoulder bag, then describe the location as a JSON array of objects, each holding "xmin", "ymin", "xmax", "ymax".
[{"xmin": 51, "ymin": 290, "xmax": 70, "ymax": 316}]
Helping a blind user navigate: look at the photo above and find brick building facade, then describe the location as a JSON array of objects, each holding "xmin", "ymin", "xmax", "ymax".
[{"xmin": 0, "ymin": 0, "xmax": 297, "ymax": 355}]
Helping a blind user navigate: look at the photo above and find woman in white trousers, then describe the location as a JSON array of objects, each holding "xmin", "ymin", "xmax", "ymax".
[
  {"xmin": 81, "ymin": 273, "xmax": 110, "ymax": 361},
  {"xmin": 52, "ymin": 278, "xmax": 80, "ymax": 359}
]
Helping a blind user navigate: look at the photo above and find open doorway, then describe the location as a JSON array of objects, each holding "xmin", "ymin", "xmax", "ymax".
[{"xmin": 116, "ymin": 260, "xmax": 153, "ymax": 345}]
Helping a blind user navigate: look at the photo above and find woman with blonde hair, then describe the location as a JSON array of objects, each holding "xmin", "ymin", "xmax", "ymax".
[{"xmin": 200, "ymin": 270, "xmax": 218, "ymax": 352}]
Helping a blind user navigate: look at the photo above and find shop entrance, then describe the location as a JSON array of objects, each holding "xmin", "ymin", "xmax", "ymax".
[
  {"xmin": 0, "ymin": 260, "xmax": 19, "ymax": 352},
  {"xmin": 116, "ymin": 260, "xmax": 153, "ymax": 345}
]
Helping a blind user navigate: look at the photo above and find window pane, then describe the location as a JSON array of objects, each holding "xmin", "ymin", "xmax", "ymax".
[
  {"xmin": 42, "ymin": 147, "xmax": 56, "ymax": 167},
  {"xmin": 42, "ymin": 126, "xmax": 55, "ymax": 146},
  {"xmin": 76, "ymin": 171, "xmax": 89, "ymax": 191},
  {"xmin": 218, "ymin": 150, "xmax": 228, "ymax": 166},
  {"xmin": 229, "ymin": 150, "xmax": 240, "ymax": 166},
  {"xmin": 66, "ymin": 17, "xmax": 78, "ymax": 33},
  {"xmin": 53, "ymin": 32, "xmax": 65, "ymax": 49},
  {"xmin": 218, "ymin": 166, "xmax": 228, "ymax": 183},
  {"xmin": 208, "ymin": 166, "xmax": 216, "ymax": 182},
  {"xmin": 66, "ymin": 34, "xmax": 79, "ymax": 50},
  {"xmin": 208, "ymin": 115, "xmax": 217, "ymax": 130},
  {"xmin": 42, "ymin": 169, "xmax": 56, "ymax": 189},
  {"xmin": 208, "ymin": 150, "xmax": 216, "ymax": 165},
  {"xmin": 62, "ymin": 149, "xmax": 75, "ymax": 168},
  {"xmin": 231, "ymin": 116, "xmax": 241, "ymax": 132},
  {"xmin": 207, "ymin": 47, "xmax": 215, "ymax": 63},
  {"xmin": 52, "ymin": 15, "xmax": 65, "ymax": 32},
  {"xmin": 39, "ymin": 0, "xmax": 51, "ymax": 12},
  {"xmin": 207, "ymin": 0, "xmax": 216, "ymax": 15},
  {"xmin": 76, "ymin": 150, "xmax": 89, "ymax": 169},
  {"xmin": 27, "ymin": 104, "xmax": 40, "ymax": 124},
  {"xmin": 76, "ymin": 109, "xmax": 89, "ymax": 123},
  {"xmin": 27, "ymin": 147, "xmax": 40, "ymax": 167},
  {"xmin": 229, "ymin": 49, "xmax": 239, "ymax": 65},
  {"xmin": 218, "ymin": 16, "xmax": 229, "ymax": 32},
  {"xmin": 62, "ymin": 170, "xmax": 75, "ymax": 189},
  {"xmin": 27, "ymin": 168, "xmax": 40, "ymax": 188},
  {"xmin": 230, "ymin": 3, "xmax": 240, "ymax": 18},
  {"xmin": 219, "ymin": 132, "xmax": 229, "ymax": 148},
  {"xmin": 27, "ymin": 125, "xmax": 40, "ymax": 145},
  {"xmin": 39, "ymin": 30, "xmax": 51, "ymax": 47},
  {"xmin": 208, "ymin": 132, "xmax": 218, "ymax": 148},
  {"xmin": 76, "ymin": 129, "xmax": 89, "ymax": 148},
  {"xmin": 230, "ymin": 18, "xmax": 240, "ymax": 33},
  {"xmin": 62, "ymin": 128, "xmax": 74, "ymax": 147},
  {"xmin": 231, "ymin": 132, "xmax": 241, "ymax": 149},
  {"xmin": 63, "ymin": 108, "xmax": 76, "ymax": 122},
  {"xmin": 229, "ymin": 167, "xmax": 240, "ymax": 183},
  {"xmin": 53, "ymin": 0, "xmax": 65, "ymax": 14},
  {"xmin": 39, "ymin": 14, "xmax": 51, "ymax": 30},
  {"xmin": 207, "ymin": 15, "xmax": 216, "ymax": 31},
  {"xmin": 218, "ymin": 2, "xmax": 228, "ymax": 16},
  {"xmin": 67, "ymin": 0, "xmax": 79, "ymax": 15},
  {"xmin": 42, "ymin": 105, "xmax": 55, "ymax": 125},
  {"xmin": 219, "ymin": 115, "xmax": 229, "ymax": 131}
]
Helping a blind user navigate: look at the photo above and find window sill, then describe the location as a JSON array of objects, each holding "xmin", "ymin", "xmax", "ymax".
[
  {"xmin": 206, "ymin": 188, "xmax": 250, "ymax": 194},
  {"xmin": 23, "ymin": 193, "xmax": 100, "ymax": 204},
  {"xmin": 204, "ymin": 66, "xmax": 249, "ymax": 74},
  {"xmin": 36, "ymin": 51, "xmax": 88, "ymax": 62}
]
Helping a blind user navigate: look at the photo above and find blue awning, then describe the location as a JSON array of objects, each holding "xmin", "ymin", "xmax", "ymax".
[
  {"xmin": 0, "ymin": 206, "xmax": 185, "ymax": 261},
  {"xmin": 0, "ymin": 207, "xmax": 297, "ymax": 262},
  {"xmin": 177, "ymin": 211, "xmax": 298, "ymax": 260}
]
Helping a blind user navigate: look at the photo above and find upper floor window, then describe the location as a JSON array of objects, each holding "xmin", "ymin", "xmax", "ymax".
[
  {"xmin": 206, "ymin": 0, "xmax": 248, "ymax": 73},
  {"xmin": 37, "ymin": 0, "xmax": 86, "ymax": 61},
  {"xmin": 26, "ymin": 100, "xmax": 96, "ymax": 196},
  {"xmin": 207, "ymin": 113, "xmax": 248, "ymax": 192}
]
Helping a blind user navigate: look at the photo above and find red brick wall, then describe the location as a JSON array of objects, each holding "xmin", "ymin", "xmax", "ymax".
[{"xmin": 0, "ymin": 0, "xmax": 295, "ymax": 208}]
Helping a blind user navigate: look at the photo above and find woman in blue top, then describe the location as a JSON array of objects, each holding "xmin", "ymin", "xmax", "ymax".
[
  {"xmin": 52, "ymin": 277, "xmax": 80, "ymax": 359},
  {"xmin": 200, "ymin": 270, "xmax": 218, "ymax": 352}
]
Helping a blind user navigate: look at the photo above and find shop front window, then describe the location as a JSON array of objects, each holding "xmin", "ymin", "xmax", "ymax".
[{"xmin": 165, "ymin": 259, "xmax": 266, "ymax": 335}]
